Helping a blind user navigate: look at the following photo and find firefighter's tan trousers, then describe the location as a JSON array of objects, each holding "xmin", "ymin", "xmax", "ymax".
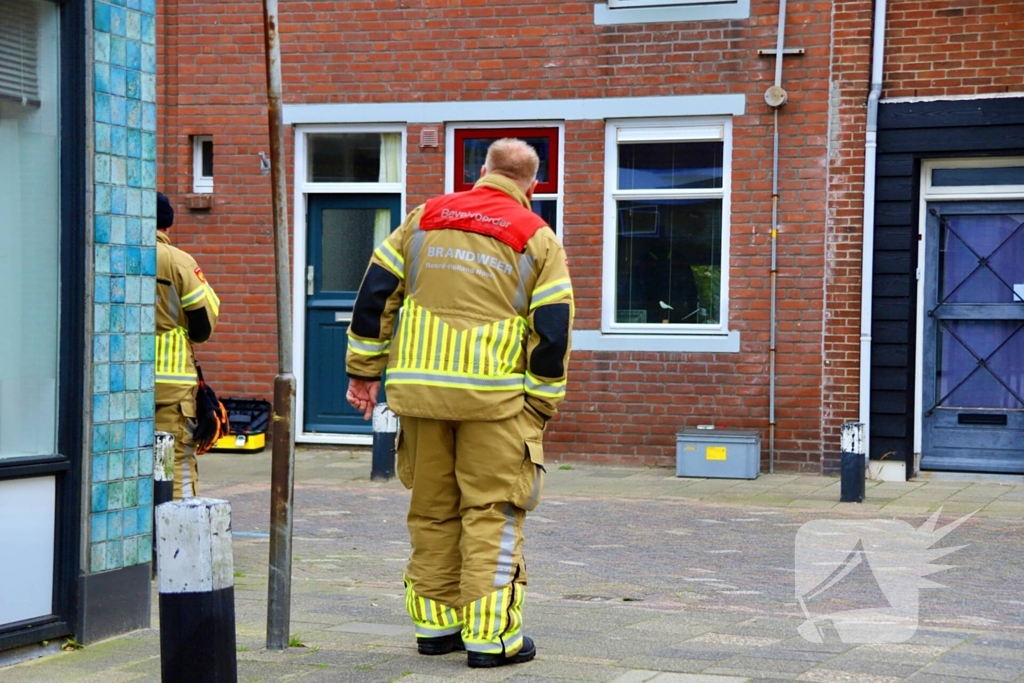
[
  {"xmin": 397, "ymin": 409, "xmax": 546, "ymax": 658},
  {"xmin": 155, "ymin": 396, "xmax": 198, "ymax": 499}
]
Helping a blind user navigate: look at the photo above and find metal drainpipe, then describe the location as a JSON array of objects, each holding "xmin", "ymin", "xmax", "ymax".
[
  {"xmin": 765, "ymin": 0, "xmax": 789, "ymax": 474},
  {"xmin": 859, "ymin": 0, "xmax": 887, "ymax": 469}
]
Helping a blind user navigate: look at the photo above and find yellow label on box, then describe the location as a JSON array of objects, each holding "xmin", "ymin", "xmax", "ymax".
[
  {"xmin": 706, "ymin": 446, "xmax": 727, "ymax": 461},
  {"xmin": 685, "ymin": 445, "xmax": 696, "ymax": 451}
]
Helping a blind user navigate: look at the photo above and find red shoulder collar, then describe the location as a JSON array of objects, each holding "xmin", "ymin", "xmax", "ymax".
[{"xmin": 420, "ymin": 187, "xmax": 547, "ymax": 252}]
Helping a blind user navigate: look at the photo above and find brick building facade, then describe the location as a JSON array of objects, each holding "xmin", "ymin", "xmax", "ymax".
[{"xmin": 156, "ymin": 0, "xmax": 1024, "ymax": 477}]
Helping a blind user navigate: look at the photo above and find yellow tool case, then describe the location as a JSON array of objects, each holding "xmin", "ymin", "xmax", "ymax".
[{"xmin": 210, "ymin": 398, "xmax": 271, "ymax": 453}]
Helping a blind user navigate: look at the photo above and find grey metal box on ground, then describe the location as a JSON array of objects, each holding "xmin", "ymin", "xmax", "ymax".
[{"xmin": 676, "ymin": 428, "xmax": 761, "ymax": 479}]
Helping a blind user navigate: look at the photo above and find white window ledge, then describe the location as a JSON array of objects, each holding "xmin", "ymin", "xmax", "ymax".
[
  {"xmin": 594, "ymin": 1, "xmax": 750, "ymax": 25},
  {"xmin": 572, "ymin": 329, "xmax": 740, "ymax": 353}
]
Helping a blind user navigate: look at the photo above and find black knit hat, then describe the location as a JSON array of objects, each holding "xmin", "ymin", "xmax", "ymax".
[{"xmin": 156, "ymin": 192, "xmax": 175, "ymax": 229}]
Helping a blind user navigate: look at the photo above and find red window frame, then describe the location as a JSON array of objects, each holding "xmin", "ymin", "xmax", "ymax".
[{"xmin": 453, "ymin": 127, "xmax": 559, "ymax": 194}]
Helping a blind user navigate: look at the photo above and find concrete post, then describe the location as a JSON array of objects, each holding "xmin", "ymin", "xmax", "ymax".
[{"xmin": 156, "ymin": 498, "xmax": 238, "ymax": 683}]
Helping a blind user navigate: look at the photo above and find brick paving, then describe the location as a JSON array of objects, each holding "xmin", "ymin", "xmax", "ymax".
[{"xmin": 4, "ymin": 448, "xmax": 1024, "ymax": 683}]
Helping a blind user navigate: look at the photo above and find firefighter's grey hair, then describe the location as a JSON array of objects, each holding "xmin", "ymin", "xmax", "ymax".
[{"xmin": 484, "ymin": 138, "xmax": 540, "ymax": 190}]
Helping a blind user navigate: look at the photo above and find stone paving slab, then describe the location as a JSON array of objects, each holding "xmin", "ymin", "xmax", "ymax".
[{"xmin": 5, "ymin": 449, "xmax": 1024, "ymax": 683}]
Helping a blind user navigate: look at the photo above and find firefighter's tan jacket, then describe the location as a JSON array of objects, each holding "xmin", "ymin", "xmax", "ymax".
[
  {"xmin": 346, "ymin": 174, "xmax": 573, "ymax": 422},
  {"xmin": 155, "ymin": 231, "xmax": 221, "ymax": 405}
]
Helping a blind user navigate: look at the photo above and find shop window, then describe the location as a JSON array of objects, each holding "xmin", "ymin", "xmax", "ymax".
[
  {"xmin": 0, "ymin": 0, "xmax": 59, "ymax": 460},
  {"xmin": 604, "ymin": 120, "xmax": 730, "ymax": 334},
  {"xmin": 452, "ymin": 127, "xmax": 560, "ymax": 233},
  {"xmin": 192, "ymin": 135, "xmax": 213, "ymax": 193},
  {"xmin": 0, "ymin": 0, "xmax": 42, "ymax": 107}
]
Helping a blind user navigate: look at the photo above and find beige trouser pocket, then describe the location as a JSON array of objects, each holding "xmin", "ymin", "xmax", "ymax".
[
  {"xmin": 511, "ymin": 439, "xmax": 545, "ymax": 511},
  {"xmin": 395, "ymin": 427, "xmax": 414, "ymax": 489}
]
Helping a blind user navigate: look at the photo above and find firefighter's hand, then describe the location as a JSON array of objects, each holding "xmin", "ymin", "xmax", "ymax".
[{"xmin": 346, "ymin": 378, "xmax": 380, "ymax": 421}]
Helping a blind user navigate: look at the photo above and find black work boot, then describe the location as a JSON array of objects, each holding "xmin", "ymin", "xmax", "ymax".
[
  {"xmin": 467, "ymin": 636, "xmax": 537, "ymax": 668},
  {"xmin": 417, "ymin": 632, "xmax": 465, "ymax": 655}
]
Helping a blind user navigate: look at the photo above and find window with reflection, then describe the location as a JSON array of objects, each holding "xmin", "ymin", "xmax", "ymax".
[
  {"xmin": 307, "ymin": 132, "xmax": 402, "ymax": 183},
  {"xmin": 0, "ymin": 0, "xmax": 61, "ymax": 459},
  {"xmin": 453, "ymin": 127, "xmax": 560, "ymax": 233},
  {"xmin": 606, "ymin": 122, "xmax": 730, "ymax": 331}
]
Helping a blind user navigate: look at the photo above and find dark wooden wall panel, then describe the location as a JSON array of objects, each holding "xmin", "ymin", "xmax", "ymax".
[{"xmin": 870, "ymin": 97, "xmax": 1024, "ymax": 464}]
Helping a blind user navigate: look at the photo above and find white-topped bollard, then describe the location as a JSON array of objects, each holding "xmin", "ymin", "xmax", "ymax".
[
  {"xmin": 371, "ymin": 402, "xmax": 398, "ymax": 481},
  {"xmin": 156, "ymin": 498, "xmax": 237, "ymax": 683},
  {"xmin": 152, "ymin": 431, "xmax": 175, "ymax": 577}
]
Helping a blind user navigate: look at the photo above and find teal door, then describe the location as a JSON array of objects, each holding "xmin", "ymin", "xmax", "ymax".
[{"xmin": 304, "ymin": 194, "xmax": 401, "ymax": 434}]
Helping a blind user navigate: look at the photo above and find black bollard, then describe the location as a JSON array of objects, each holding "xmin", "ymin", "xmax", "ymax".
[
  {"xmin": 371, "ymin": 403, "xmax": 398, "ymax": 481},
  {"xmin": 152, "ymin": 431, "xmax": 175, "ymax": 577},
  {"xmin": 840, "ymin": 422, "xmax": 865, "ymax": 503},
  {"xmin": 156, "ymin": 498, "xmax": 238, "ymax": 683}
]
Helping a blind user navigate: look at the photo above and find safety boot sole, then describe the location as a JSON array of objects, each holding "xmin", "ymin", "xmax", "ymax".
[
  {"xmin": 417, "ymin": 632, "xmax": 465, "ymax": 655},
  {"xmin": 467, "ymin": 636, "xmax": 536, "ymax": 668}
]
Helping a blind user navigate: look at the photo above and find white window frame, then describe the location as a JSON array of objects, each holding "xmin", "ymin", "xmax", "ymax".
[
  {"xmin": 601, "ymin": 117, "xmax": 732, "ymax": 337},
  {"xmin": 292, "ymin": 124, "xmax": 407, "ymax": 447},
  {"xmin": 595, "ymin": 0, "xmax": 749, "ymax": 25},
  {"xmin": 192, "ymin": 135, "xmax": 213, "ymax": 193},
  {"xmin": 610, "ymin": 0, "xmax": 717, "ymax": 7},
  {"xmin": 444, "ymin": 121, "xmax": 565, "ymax": 238}
]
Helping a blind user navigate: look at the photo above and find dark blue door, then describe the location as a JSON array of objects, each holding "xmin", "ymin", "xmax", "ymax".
[
  {"xmin": 304, "ymin": 194, "xmax": 401, "ymax": 434},
  {"xmin": 921, "ymin": 202, "xmax": 1024, "ymax": 473}
]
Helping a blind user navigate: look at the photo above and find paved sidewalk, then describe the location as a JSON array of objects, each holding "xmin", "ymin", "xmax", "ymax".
[{"xmin": 4, "ymin": 448, "xmax": 1024, "ymax": 683}]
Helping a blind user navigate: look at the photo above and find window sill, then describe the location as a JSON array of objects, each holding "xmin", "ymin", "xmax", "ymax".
[
  {"xmin": 186, "ymin": 193, "xmax": 213, "ymax": 210},
  {"xmin": 594, "ymin": 1, "xmax": 750, "ymax": 24},
  {"xmin": 572, "ymin": 329, "xmax": 740, "ymax": 353}
]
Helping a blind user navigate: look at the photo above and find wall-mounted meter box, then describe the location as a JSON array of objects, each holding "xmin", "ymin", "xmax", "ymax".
[{"xmin": 676, "ymin": 428, "xmax": 761, "ymax": 479}]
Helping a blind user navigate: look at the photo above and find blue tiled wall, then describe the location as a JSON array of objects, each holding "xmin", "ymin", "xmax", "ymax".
[{"xmin": 89, "ymin": 0, "xmax": 158, "ymax": 574}]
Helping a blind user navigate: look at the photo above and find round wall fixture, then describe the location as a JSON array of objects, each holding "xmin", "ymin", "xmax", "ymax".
[{"xmin": 765, "ymin": 85, "xmax": 788, "ymax": 108}]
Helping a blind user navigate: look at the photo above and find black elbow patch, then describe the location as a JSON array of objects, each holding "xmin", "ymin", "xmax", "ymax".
[
  {"xmin": 184, "ymin": 308, "xmax": 212, "ymax": 343},
  {"xmin": 351, "ymin": 263, "xmax": 400, "ymax": 338},
  {"xmin": 530, "ymin": 303, "xmax": 571, "ymax": 378}
]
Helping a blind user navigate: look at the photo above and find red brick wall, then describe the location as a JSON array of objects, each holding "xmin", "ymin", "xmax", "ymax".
[
  {"xmin": 821, "ymin": 0, "xmax": 873, "ymax": 473},
  {"xmin": 158, "ymin": 0, "xmax": 853, "ymax": 471},
  {"xmin": 158, "ymin": 0, "xmax": 285, "ymax": 397},
  {"xmin": 884, "ymin": 0, "xmax": 1024, "ymax": 99}
]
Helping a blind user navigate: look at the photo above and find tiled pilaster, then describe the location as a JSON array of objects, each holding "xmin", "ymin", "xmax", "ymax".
[{"xmin": 88, "ymin": 0, "xmax": 158, "ymax": 574}]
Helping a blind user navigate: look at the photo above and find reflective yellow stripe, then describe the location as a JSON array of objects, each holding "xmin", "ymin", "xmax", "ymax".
[
  {"xmin": 155, "ymin": 327, "xmax": 196, "ymax": 384},
  {"xmin": 524, "ymin": 371, "xmax": 567, "ymax": 398},
  {"xmin": 391, "ymin": 298, "xmax": 528, "ymax": 389},
  {"xmin": 387, "ymin": 369, "xmax": 525, "ymax": 391},
  {"xmin": 204, "ymin": 284, "xmax": 220, "ymax": 316},
  {"xmin": 180, "ymin": 285, "xmax": 206, "ymax": 308},
  {"xmin": 155, "ymin": 373, "xmax": 197, "ymax": 384},
  {"xmin": 530, "ymin": 277, "xmax": 573, "ymax": 310},
  {"xmin": 375, "ymin": 241, "xmax": 405, "ymax": 279},
  {"xmin": 347, "ymin": 335, "xmax": 390, "ymax": 357}
]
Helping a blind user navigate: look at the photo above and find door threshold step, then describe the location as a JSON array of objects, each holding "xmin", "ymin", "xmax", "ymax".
[{"xmin": 913, "ymin": 470, "xmax": 1024, "ymax": 485}]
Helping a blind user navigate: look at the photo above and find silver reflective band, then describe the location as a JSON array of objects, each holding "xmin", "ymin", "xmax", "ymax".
[
  {"xmin": 493, "ymin": 502, "xmax": 517, "ymax": 587},
  {"xmin": 525, "ymin": 373, "xmax": 566, "ymax": 397},
  {"xmin": 375, "ymin": 242, "xmax": 405, "ymax": 279},
  {"xmin": 526, "ymin": 470, "xmax": 543, "ymax": 510},
  {"xmin": 416, "ymin": 624, "xmax": 462, "ymax": 637},
  {"xmin": 347, "ymin": 336, "xmax": 390, "ymax": 356},
  {"xmin": 531, "ymin": 278, "xmax": 572, "ymax": 309},
  {"xmin": 387, "ymin": 369, "xmax": 525, "ymax": 390}
]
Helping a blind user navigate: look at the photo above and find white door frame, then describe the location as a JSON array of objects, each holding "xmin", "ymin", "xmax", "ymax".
[
  {"xmin": 913, "ymin": 157, "xmax": 1024, "ymax": 468},
  {"xmin": 292, "ymin": 124, "xmax": 407, "ymax": 445}
]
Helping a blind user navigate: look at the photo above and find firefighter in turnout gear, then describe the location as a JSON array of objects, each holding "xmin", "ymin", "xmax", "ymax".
[
  {"xmin": 154, "ymin": 192, "xmax": 220, "ymax": 499},
  {"xmin": 346, "ymin": 139, "xmax": 573, "ymax": 668}
]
